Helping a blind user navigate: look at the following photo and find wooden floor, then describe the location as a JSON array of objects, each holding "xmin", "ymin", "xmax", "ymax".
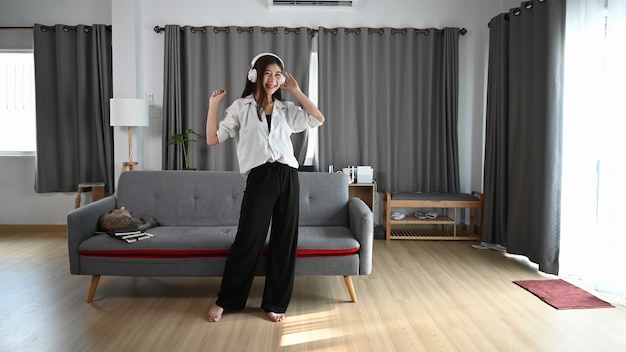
[{"xmin": 1, "ymin": 231, "xmax": 625, "ymax": 352}]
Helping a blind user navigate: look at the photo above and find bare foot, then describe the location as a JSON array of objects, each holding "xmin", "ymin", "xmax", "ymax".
[
  {"xmin": 262, "ymin": 309, "xmax": 285, "ymax": 322},
  {"xmin": 207, "ymin": 303, "xmax": 224, "ymax": 322}
]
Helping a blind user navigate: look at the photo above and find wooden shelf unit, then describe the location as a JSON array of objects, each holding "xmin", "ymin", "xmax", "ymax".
[
  {"xmin": 349, "ymin": 183, "xmax": 375, "ymax": 211},
  {"xmin": 383, "ymin": 191, "xmax": 484, "ymax": 241}
]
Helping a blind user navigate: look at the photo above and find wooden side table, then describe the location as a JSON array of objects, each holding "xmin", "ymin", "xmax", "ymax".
[
  {"xmin": 75, "ymin": 182, "xmax": 106, "ymax": 208},
  {"xmin": 349, "ymin": 183, "xmax": 376, "ymax": 211}
]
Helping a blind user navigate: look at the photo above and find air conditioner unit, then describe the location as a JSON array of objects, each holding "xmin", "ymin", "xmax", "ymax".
[{"xmin": 268, "ymin": 0, "xmax": 356, "ymax": 9}]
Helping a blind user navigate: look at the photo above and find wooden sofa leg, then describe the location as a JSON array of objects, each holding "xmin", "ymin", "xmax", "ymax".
[
  {"xmin": 87, "ymin": 275, "xmax": 101, "ymax": 303},
  {"xmin": 344, "ymin": 276, "xmax": 357, "ymax": 303}
]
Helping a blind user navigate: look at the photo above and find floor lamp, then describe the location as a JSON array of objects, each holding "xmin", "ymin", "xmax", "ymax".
[{"xmin": 110, "ymin": 98, "xmax": 149, "ymax": 172}]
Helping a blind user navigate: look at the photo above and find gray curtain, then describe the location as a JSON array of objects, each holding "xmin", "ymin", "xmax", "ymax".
[
  {"xmin": 482, "ymin": 14, "xmax": 510, "ymax": 250},
  {"xmin": 33, "ymin": 24, "xmax": 114, "ymax": 194},
  {"xmin": 317, "ymin": 27, "xmax": 461, "ymax": 192},
  {"xmin": 482, "ymin": 0, "xmax": 565, "ymax": 274},
  {"xmin": 162, "ymin": 26, "xmax": 312, "ymax": 171}
]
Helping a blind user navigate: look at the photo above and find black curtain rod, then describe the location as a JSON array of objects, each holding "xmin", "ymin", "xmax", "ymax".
[
  {"xmin": 0, "ymin": 25, "xmax": 111, "ymax": 32},
  {"xmin": 2, "ymin": 25, "xmax": 467, "ymax": 35},
  {"xmin": 153, "ymin": 26, "xmax": 467, "ymax": 36},
  {"xmin": 0, "ymin": 26, "xmax": 33, "ymax": 30}
]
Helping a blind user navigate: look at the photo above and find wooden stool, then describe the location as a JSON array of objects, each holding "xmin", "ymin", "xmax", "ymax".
[{"xmin": 75, "ymin": 182, "xmax": 106, "ymax": 208}]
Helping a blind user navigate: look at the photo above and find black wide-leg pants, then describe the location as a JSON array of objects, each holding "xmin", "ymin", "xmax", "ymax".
[{"xmin": 216, "ymin": 162, "xmax": 299, "ymax": 314}]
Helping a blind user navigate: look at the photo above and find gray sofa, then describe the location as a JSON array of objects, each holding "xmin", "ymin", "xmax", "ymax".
[{"xmin": 67, "ymin": 170, "xmax": 373, "ymax": 303}]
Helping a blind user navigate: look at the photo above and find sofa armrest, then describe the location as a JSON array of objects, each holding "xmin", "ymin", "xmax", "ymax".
[
  {"xmin": 348, "ymin": 197, "xmax": 373, "ymax": 275},
  {"xmin": 67, "ymin": 196, "xmax": 117, "ymax": 274}
]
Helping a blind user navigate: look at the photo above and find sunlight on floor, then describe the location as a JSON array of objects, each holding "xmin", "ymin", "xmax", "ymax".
[{"xmin": 280, "ymin": 308, "xmax": 344, "ymax": 347}]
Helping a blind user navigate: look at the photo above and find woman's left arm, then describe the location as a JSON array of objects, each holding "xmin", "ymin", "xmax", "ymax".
[{"xmin": 282, "ymin": 72, "xmax": 325, "ymax": 123}]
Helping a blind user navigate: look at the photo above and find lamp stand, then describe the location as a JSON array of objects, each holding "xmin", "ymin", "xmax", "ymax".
[
  {"xmin": 121, "ymin": 161, "xmax": 138, "ymax": 173},
  {"xmin": 120, "ymin": 126, "xmax": 139, "ymax": 172}
]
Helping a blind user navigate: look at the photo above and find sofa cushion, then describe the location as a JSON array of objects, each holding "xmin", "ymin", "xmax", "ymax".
[
  {"xmin": 79, "ymin": 226, "xmax": 237, "ymax": 258},
  {"xmin": 116, "ymin": 171, "xmax": 246, "ymax": 227},
  {"xmin": 79, "ymin": 226, "xmax": 360, "ymax": 259},
  {"xmin": 296, "ymin": 226, "xmax": 360, "ymax": 257},
  {"xmin": 298, "ymin": 172, "xmax": 349, "ymax": 227},
  {"xmin": 114, "ymin": 171, "xmax": 351, "ymax": 228}
]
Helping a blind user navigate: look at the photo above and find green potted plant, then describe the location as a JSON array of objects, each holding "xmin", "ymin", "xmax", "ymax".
[{"xmin": 167, "ymin": 128, "xmax": 204, "ymax": 170}]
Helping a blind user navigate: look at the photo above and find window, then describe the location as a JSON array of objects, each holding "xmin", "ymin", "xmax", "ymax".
[
  {"xmin": 304, "ymin": 51, "xmax": 319, "ymax": 166},
  {"xmin": 561, "ymin": 0, "xmax": 626, "ymax": 301},
  {"xmin": 0, "ymin": 52, "xmax": 36, "ymax": 154}
]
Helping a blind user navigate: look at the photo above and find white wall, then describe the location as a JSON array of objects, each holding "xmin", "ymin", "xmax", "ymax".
[{"xmin": 0, "ymin": 0, "xmax": 519, "ymax": 224}]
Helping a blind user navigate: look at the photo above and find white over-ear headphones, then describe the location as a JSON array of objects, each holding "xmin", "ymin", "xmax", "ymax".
[{"xmin": 247, "ymin": 52, "xmax": 286, "ymax": 85}]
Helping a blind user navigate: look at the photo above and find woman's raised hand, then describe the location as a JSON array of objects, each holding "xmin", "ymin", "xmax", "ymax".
[
  {"xmin": 281, "ymin": 72, "xmax": 301, "ymax": 94},
  {"xmin": 210, "ymin": 89, "xmax": 227, "ymax": 104}
]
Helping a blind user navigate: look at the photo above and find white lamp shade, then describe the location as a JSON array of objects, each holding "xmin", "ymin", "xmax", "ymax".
[{"xmin": 110, "ymin": 98, "xmax": 149, "ymax": 127}]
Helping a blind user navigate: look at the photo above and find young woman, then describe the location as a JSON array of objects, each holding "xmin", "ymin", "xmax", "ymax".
[{"xmin": 205, "ymin": 53, "xmax": 325, "ymax": 322}]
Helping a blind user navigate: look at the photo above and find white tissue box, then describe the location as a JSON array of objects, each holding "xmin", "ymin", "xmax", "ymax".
[{"xmin": 356, "ymin": 166, "xmax": 373, "ymax": 183}]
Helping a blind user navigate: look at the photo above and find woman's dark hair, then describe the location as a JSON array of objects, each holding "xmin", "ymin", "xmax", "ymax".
[{"xmin": 241, "ymin": 55, "xmax": 284, "ymax": 121}]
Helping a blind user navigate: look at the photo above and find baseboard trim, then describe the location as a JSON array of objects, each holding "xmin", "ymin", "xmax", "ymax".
[{"xmin": 0, "ymin": 224, "xmax": 67, "ymax": 233}]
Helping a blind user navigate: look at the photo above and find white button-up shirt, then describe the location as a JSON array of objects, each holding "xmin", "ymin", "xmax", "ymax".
[{"xmin": 216, "ymin": 95, "xmax": 323, "ymax": 175}]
